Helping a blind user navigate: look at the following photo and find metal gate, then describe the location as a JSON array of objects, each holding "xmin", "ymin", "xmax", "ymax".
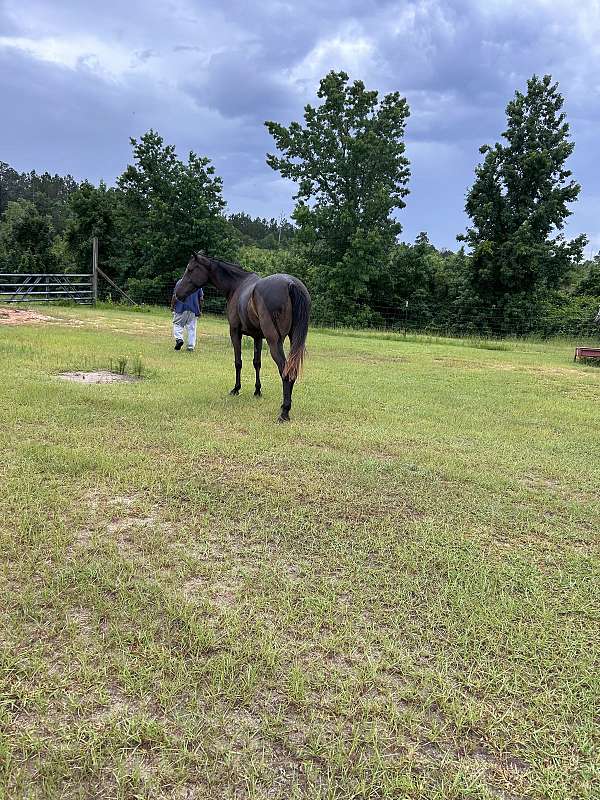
[{"xmin": 0, "ymin": 273, "xmax": 94, "ymax": 304}]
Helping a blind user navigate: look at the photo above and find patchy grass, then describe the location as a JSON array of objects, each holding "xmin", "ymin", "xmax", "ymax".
[{"xmin": 0, "ymin": 303, "xmax": 599, "ymax": 800}]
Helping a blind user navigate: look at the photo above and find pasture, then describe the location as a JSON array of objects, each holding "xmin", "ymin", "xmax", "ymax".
[{"xmin": 0, "ymin": 304, "xmax": 599, "ymax": 800}]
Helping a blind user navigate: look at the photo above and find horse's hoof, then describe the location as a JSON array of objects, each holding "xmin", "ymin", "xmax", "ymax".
[
  {"xmin": 229, "ymin": 388, "xmax": 240, "ymax": 396},
  {"xmin": 277, "ymin": 414, "xmax": 290, "ymax": 423},
  {"xmin": 254, "ymin": 390, "xmax": 262, "ymax": 397}
]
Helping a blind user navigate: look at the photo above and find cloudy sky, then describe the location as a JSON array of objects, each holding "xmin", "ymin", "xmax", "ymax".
[{"xmin": 1, "ymin": 0, "xmax": 599, "ymax": 250}]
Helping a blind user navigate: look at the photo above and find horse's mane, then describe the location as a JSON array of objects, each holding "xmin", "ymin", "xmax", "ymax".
[{"xmin": 204, "ymin": 254, "xmax": 253, "ymax": 278}]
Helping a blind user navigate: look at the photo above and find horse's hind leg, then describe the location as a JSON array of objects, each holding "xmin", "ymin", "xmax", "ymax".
[
  {"xmin": 229, "ymin": 326, "xmax": 242, "ymax": 395},
  {"xmin": 253, "ymin": 337, "xmax": 263, "ymax": 396},
  {"xmin": 281, "ymin": 374, "xmax": 295, "ymax": 422},
  {"xmin": 267, "ymin": 337, "xmax": 294, "ymax": 422}
]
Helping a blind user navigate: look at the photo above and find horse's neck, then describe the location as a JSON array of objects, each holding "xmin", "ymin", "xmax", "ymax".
[{"xmin": 208, "ymin": 260, "xmax": 250, "ymax": 297}]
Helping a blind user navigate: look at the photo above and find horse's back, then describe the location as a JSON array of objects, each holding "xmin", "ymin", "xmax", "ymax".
[{"xmin": 254, "ymin": 273, "xmax": 308, "ymax": 310}]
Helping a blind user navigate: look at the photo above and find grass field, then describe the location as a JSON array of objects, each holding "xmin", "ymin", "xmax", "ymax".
[{"xmin": 0, "ymin": 304, "xmax": 599, "ymax": 800}]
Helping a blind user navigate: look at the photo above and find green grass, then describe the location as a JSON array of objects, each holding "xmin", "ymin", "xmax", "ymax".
[{"xmin": 0, "ymin": 303, "xmax": 599, "ymax": 800}]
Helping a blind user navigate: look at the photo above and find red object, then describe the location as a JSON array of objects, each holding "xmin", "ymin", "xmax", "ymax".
[{"xmin": 574, "ymin": 347, "xmax": 600, "ymax": 362}]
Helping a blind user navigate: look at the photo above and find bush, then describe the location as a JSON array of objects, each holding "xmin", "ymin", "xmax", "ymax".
[{"xmin": 535, "ymin": 293, "xmax": 600, "ymax": 337}]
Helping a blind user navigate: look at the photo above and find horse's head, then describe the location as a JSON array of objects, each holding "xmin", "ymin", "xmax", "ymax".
[{"xmin": 175, "ymin": 251, "xmax": 211, "ymax": 301}]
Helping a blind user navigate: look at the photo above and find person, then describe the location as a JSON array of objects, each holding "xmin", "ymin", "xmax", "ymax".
[{"xmin": 171, "ymin": 279, "xmax": 203, "ymax": 351}]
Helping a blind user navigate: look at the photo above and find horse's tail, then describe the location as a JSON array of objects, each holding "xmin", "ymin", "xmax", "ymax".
[{"xmin": 283, "ymin": 282, "xmax": 310, "ymax": 381}]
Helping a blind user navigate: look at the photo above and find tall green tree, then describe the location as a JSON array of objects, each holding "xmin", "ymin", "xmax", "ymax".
[
  {"xmin": 265, "ymin": 71, "xmax": 410, "ymax": 323},
  {"xmin": 28, "ymin": 170, "xmax": 78, "ymax": 234},
  {"xmin": 65, "ymin": 181, "xmax": 118, "ymax": 273},
  {"xmin": 0, "ymin": 199, "xmax": 55, "ymax": 273},
  {"xmin": 385, "ymin": 233, "xmax": 448, "ymax": 325},
  {"xmin": 575, "ymin": 255, "xmax": 600, "ymax": 296},
  {"xmin": 229, "ymin": 212, "xmax": 295, "ymax": 250},
  {"xmin": 114, "ymin": 130, "xmax": 237, "ymax": 302},
  {"xmin": 0, "ymin": 162, "xmax": 28, "ymax": 215},
  {"xmin": 460, "ymin": 74, "xmax": 586, "ymax": 325},
  {"xmin": 0, "ymin": 163, "xmax": 77, "ymax": 232}
]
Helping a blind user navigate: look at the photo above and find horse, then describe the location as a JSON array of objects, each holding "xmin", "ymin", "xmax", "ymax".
[{"xmin": 173, "ymin": 252, "xmax": 311, "ymax": 422}]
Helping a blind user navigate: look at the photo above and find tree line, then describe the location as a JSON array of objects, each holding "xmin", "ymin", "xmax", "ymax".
[{"xmin": 1, "ymin": 70, "xmax": 599, "ymax": 336}]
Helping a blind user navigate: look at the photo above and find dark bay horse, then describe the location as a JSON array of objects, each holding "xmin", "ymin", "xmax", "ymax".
[{"xmin": 174, "ymin": 252, "xmax": 311, "ymax": 422}]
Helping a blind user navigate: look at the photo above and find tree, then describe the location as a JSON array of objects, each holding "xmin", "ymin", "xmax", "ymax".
[
  {"xmin": 265, "ymin": 71, "xmax": 410, "ymax": 323},
  {"xmin": 384, "ymin": 233, "xmax": 448, "ymax": 325},
  {"xmin": 460, "ymin": 74, "xmax": 586, "ymax": 326},
  {"xmin": 238, "ymin": 243, "xmax": 309, "ymax": 283},
  {"xmin": 228, "ymin": 213, "xmax": 295, "ymax": 249},
  {"xmin": 0, "ymin": 162, "xmax": 28, "ymax": 215},
  {"xmin": 0, "ymin": 200, "xmax": 55, "ymax": 273},
  {"xmin": 114, "ymin": 130, "xmax": 238, "ymax": 302},
  {"xmin": 575, "ymin": 255, "xmax": 600, "ymax": 296},
  {"xmin": 65, "ymin": 181, "xmax": 118, "ymax": 273},
  {"xmin": 0, "ymin": 163, "xmax": 77, "ymax": 233},
  {"xmin": 27, "ymin": 170, "xmax": 78, "ymax": 234}
]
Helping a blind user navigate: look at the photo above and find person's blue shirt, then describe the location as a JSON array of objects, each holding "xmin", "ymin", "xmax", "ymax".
[{"xmin": 174, "ymin": 281, "xmax": 203, "ymax": 315}]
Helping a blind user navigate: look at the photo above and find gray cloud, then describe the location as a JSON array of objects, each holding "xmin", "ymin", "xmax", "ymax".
[
  {"xmin": 0, "ymin": 49, "xmax": 155, "ymax": 180},
  {"xmin": 1, "ymin": 0, "xmax": 598, "ymax": 247},
  {"xmin": 0, "ymin": 1, "xmax": 17, "ymax": 34},
  {"xmin": 185, "ymin": 50, "xmax": 296, "ymax": 121}
]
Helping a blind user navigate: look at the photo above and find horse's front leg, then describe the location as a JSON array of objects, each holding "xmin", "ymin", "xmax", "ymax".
[
  {"xmin": 229, "ymin": 326, "xmax": 242, "ymax": 395},
  {"xmin": 253, "ymin": 337, "xmax": 263, "ymax": 396}
]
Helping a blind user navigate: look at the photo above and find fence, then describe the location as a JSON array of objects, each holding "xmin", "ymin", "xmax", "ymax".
[
  {"xmin": 343, "ymin": 302, "xmax": 600, "ymax": 342},
  {"xmin": 0, "ymin": 239, "xmax": 139, "ymax": 307},
  {"xmin": 0, "ymin": 273, "xmax": 94, "ymax": 304},
  {"xmin": 2, "ymin": 241, "xmax": 597, "ymax": 342}
]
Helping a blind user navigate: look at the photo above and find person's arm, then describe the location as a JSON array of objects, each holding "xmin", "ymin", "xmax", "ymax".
[{"xmin": 196, "ymin": 289, "xmax": 204, "ymax": 317}]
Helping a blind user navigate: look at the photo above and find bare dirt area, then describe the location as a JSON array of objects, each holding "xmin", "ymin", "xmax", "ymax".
[
  {"xmin": 57, "ymin": 371, "xmax": 141, "ymax": 383},
  {"xmin": 0, "ymin": 307, "xmax": 58, "ymax": 325}
]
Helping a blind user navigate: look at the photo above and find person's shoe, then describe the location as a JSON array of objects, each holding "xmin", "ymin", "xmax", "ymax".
[
  {"xmin": 186, "ymin": 347, "xmax": 195, "ymax": 352},
  {"xmin": 174, "ymin": 339, "xmax": 184, "ymax": 350}
]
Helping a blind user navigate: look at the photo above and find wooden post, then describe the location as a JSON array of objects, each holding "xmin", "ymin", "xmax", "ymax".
[{"xmin": 92, "ymin": 237, "xmax": 98, "ymax": 305}]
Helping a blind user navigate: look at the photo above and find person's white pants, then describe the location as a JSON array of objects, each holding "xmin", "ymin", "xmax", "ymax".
[{"xmin": 173, "ymin": 310, "xmax": 197, "ymax": 349}]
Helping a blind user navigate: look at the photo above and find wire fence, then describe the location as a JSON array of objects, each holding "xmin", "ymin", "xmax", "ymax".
[
  {"xmin": 338, "ymin": 302, "xmax": 600, "ymax": 343},
  {"xmin": 97, "ymin": 279, "xmax": 227, "ymax": 315},
  {"xmin": 7, "ymin": 267, "xmax": 594, "ymax": 344},
  {"xmin": 103, "ymin": 283, "xmax": 600, "ymax": 343}
]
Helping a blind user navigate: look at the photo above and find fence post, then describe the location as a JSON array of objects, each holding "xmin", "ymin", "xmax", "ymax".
[{"xmin": 92, "ymin": 237, "xmax": 98, "ymax": 305}]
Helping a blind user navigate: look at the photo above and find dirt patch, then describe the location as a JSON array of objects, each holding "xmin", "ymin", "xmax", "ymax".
[
  {"xmin": 71, "ymin": 528, "xmax": 94, "ymax": 548},
  {"xmin": 106, "ymin": 515, "xmax": 156, "ymax": 534},
  {"xmin": 93, "ymin": 684, "xmax": 141, "ymax": 724},
  {"xmin": 58, "ymin": 371, "xmax": 141, "ymax": 383},
  {"xmin": 57, "ymin": 370, "xmax": 141, "ymax": 383},
  {"xmin": 210, "ymin": 579, "xmax": 242, "ymax": 610},
  {"xmin": 122, "ymin": 752, "xmax": 157, "ymax": 781},
  {"xmin": 169, "ymin": 785, "xmax": 211, "ymax": 800},
  {"xmin": 0, "ymin": 307, "xmax": 57, "ymax": 325},
  {"xmin": 182, "ymin": 576, "xmax": 205, "ymax": 599},
  {"xmin": 108, "ymin": 494, "xmax": 139, "ymax": 508},
  {"xmin": 66, "ymin": 607, "xmax": 93, "ymax": 637},
  {"xmin": 521, "ymin": 474, "xmax": 560, "ymax": 491}
]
